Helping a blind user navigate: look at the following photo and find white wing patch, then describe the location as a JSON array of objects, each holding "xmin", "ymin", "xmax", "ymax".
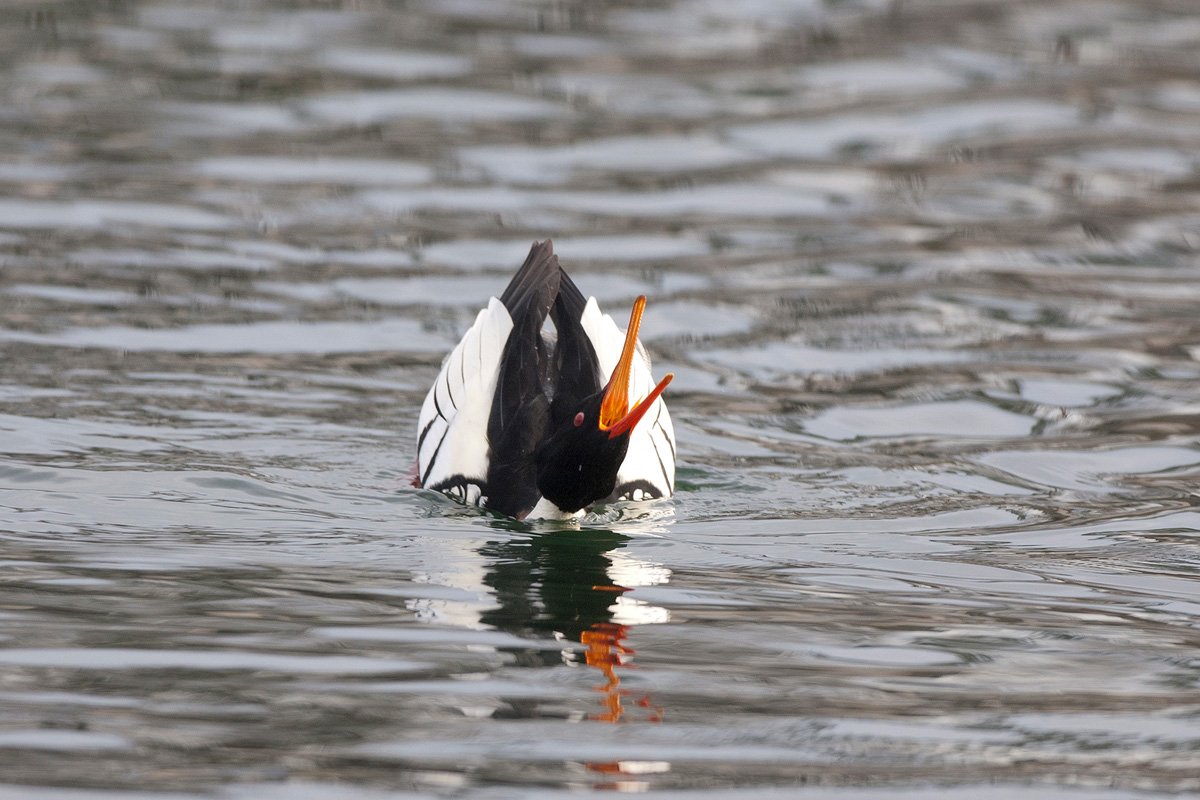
[
  {"xmin": 417, "ymin": 297, "xmax": 513, "ymax": 501},
  {"xmin": 579, "ymin": 297, "xmax": 676, "ymax": 498}
]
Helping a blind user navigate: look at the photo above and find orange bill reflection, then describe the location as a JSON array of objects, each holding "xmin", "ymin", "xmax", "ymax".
[
  {"xmin": 582, "ymin": 592, "xmax": 663, "ymax": 724},
  {"xmin": 477, "ymin": 529, "xmax": 671, "ymax": 724}
]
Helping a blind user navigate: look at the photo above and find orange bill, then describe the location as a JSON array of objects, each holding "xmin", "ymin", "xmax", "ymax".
[
  {"xmin": 599, "ymin": 296, "xmax": 673, "ymax": 439},
  {"xmin": 604, "ymin": 372, "xmax": 672, "ymax": 439}
]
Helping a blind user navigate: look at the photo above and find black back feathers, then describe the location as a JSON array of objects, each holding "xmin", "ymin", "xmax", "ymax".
[
  {"xmin": 485, "ymin": 240, "xmax": 561, "ymax": 518},
  {"xmin": 499, "ymin": 240, "xmax": 560, "ymax": 320},
  {"xmin": 548, "ymin": 267, "xmax": 603, "ymax": 429}
]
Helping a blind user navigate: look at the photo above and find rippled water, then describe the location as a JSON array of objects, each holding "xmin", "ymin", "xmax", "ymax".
[{"xmin": 2, "ymin": 1, "xmax": 1200, "ymax": 797}]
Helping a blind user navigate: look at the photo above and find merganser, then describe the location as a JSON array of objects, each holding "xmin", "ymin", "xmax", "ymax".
[{"xmin": 414, "ymin": 240, "xmax": 675, "ymax": 520}]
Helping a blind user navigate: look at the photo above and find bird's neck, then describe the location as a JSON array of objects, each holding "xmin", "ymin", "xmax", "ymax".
[{"xmin": 527, "ymin": 496, "xmax": 585, "ymax": 521}]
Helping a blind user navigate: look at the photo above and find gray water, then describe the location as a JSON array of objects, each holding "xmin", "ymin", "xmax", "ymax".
[{"xmin": 2, "ymin": 1, "xmax": 1200, "ymax": 797}]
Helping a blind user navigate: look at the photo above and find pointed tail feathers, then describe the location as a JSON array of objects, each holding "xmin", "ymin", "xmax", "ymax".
[{"xmin": 499, "ymin": 240, "xmax": 561, "ymax": 323}]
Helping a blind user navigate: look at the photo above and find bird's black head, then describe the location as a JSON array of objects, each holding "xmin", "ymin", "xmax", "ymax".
[
  {"xmin": 536, "ymin": 390, "xmax": 629, "ymax": 514},
  {"xmin": 535, "ymin": 296, "xmax": 673, "ymax": 515}
]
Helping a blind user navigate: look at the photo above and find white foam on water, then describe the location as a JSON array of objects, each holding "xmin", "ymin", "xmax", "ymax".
[
  {"xmin": 730, "ymin": 99, "xmax": 1083, "ymax": 160},
  {"xmin": 806, "ymin": 400, "xmax": 1034, "ymax": 440},
  {"xmin": 304, "ymin": 88, "xmax": 566, "ymax": 126},
  {"xmin": 363, "ymin": 183, "xmax": 845, "ymax": 218},
  {"xmin": 0, "ymin": 319, "xmax": 447, "ymax": 354},
  {"xmin": 0, "ymin": 648, "xmax": 426, "ymax": 674},
  {"xmin": 418, "ymin": 234, "xmax": 710, "ymax": 269},
  {"xmin": 0, "ymin": 730, "xmax": 131, "ymax": 752},
  {"xmin": 0, "ymin": 199, "xmax": 232, "ymax": 230},
  {"xmin": 318, "ymin": 48, "xmax": 472, "ymax": 80},
  {"xmin": 195, "ymin": 157, "xmax": 433, "ymax": 185},
  {"xmin": 460, "ymin": 135, "xmax": 758, "ymax": 185}
]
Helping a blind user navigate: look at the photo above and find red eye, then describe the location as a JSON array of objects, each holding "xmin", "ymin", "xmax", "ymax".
[{"xmin": 573, "ymin": 412, "xmax": 584, "ymax": 427}]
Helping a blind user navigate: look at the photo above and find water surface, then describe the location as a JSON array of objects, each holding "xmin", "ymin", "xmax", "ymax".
[{"xmin": 2, "ymin": 0, "xmax": 1200, "ymax": 797}]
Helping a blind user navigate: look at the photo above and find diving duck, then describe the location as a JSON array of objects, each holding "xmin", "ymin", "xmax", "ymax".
[{"xmin": 414, "ymin": 240, "xmax": 675, "ymax": 520}]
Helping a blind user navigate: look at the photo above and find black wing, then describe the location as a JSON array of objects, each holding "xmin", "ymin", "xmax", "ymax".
[
  {"xmin": 485, "ymin": 240, "xmax": 561, "ymax": 519},
  {"xmin": 547, "ymin": 265, "xmax": 603, "ymax": 430}
]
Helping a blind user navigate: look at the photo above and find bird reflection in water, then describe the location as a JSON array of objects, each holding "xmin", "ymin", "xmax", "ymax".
[
  {"xmin": 583, "ymin": 618, "xmax": 648, "ymax": 723},
  {"xmin": 478, "ymin": 527, "xmax": 668, "ymax": 724}
]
